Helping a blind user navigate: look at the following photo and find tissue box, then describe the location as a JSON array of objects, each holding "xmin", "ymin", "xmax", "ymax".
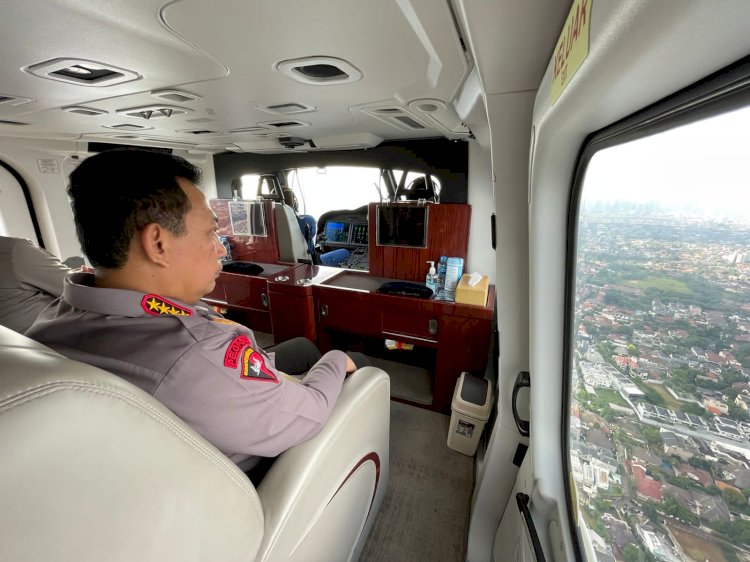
[{"xmin": 455, "ymin": 274, "xmax": 489, "ymax": 306}]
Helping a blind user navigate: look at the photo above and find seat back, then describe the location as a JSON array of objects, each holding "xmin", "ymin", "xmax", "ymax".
[
  {"xmin": 0, "ymin": 325, "xmax": 264, "ymax": 562},
  {"xmin": 274, "ymin": 202, "xmax": 310, "ymax": 262},
  {"xmin": 0, "ymin": 325, "xmax": 391, "ymax": 562}
]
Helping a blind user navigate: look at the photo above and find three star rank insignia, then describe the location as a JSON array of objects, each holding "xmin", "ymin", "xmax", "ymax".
[{"xmin": 141, "ymin": 294, "xmax": 193, "ymax": 317}]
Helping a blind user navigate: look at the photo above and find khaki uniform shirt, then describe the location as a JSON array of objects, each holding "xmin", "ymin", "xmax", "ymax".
[
  {"xmin": 0, "ymin": 236, "xmax": 70, "ymax": 333},
  {"xmin": 27, "ymin": 272, "xmax": 347, "ymax": 470}
]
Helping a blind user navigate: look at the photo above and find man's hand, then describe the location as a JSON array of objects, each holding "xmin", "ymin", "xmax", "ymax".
[{"xmin": 345, "ymin": 355, "xmax": 357, "ymax": 374}]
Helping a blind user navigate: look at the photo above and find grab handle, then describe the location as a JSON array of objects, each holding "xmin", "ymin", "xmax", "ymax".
[{"xmin": 512, "ymin": 371, "xmax": 531, "ymax": 437}]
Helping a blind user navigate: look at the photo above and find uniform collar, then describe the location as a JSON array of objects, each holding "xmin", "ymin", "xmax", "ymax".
[{"xmin": 64, "ymin": 272, "xmax": 198, "ymax": 318}]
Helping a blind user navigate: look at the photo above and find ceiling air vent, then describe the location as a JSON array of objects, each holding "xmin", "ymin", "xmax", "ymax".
[
  {"xmin": 275, "ymin": 57, "xmax": 361, "ymax": 85},
  {"xmin": 151, "ymin": 90, "xmax": 202, "ymax": 103},
  {"xmin": 116, "ymin": 105, "xmax": 192, "ymax": 120},
  {"xmin": 361, "ymin": 105, "xmax": 430, "ymax": 132},
  {"xmin": 393, "ymin": 115, "xmax": 425, "ymax": 129},
  {"xmin": 0, "ymin": 95, "xmax": 32, "ymax": 107},
  {"xmin": 25, "ymin": 58, "xmax": 139, "ymax": 87},
  {"xmin": 64, "ymin": 106, "xmax": 108, "ymax": 116},
  {"xmin": 177, "ymin": 129, "xmax": 222, "ymax": 136},
  {"xmin": 227, "ymin": 126, "xmax": 268, "ymax": 134},
  {"xmin": 257, "ymin": 102, "xmax": 315, "ymax": 115},
  {"xmin": 103, "ymin": 124, "xmax": 152, "ymax": 131},
  {"xmin": 259, "ymin": 120, "xmax": 309, "ymax": 129}
]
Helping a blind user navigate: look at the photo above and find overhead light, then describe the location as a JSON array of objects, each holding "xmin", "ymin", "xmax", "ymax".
[
  {"xmin": 25, "ymin": 58, "xmax": 140, "ymax": 86},
  {"xmin": 116, "ymin": 105, "xmax": 192, "ymax": 120}
]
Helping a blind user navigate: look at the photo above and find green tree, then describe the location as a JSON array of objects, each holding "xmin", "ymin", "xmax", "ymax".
[
  {"xmin": 642, "ymin": 427, "xmax": 662, "ymax": 448},
  {"xmin": 682, "ymin": 402, "xmax": 707, "ymax": 417},
  {"xmin": 729, "ymin": 519, "xmax": 750, "ymax": 545},
  {"xmin": 688, "ymin": 456, "xmax": 712, "ymax": 470},
  {"xmin": 722, "ymin": 487, "xmax": 747, "ymax": 510},
  {"xmin": 622, "ymin": 544, "xmax": 647, "ymax": 562},
  {"xmin": 728, "ymin": 403, "xmax": 749, "ymax": 422}
]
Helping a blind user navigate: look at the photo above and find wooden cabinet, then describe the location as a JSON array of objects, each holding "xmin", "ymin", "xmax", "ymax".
[
  {"xmin": 202, "ymin": 263, "xmax": 294, "ymax": 334},
  {"xmin": 267, "ymin": 264, "xmax": 340, "ymax": 344},
  {"xmin": 204, "ymin": 266, "xmax": 495, "ymax": 413},
  {"xmin": 313, "ymin": 271, "xmax": 493, "ymax": 412}
]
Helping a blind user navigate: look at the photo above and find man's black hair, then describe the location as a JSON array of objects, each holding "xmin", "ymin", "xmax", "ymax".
[{"xmin": 68, "ymin": 148, "xmax": 202, "ymax": 268}]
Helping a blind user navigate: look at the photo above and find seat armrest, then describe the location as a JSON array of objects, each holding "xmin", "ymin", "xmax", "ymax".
[{"xmin": 255, "ymin": 366, "xmax": 391, "ymax": 562}]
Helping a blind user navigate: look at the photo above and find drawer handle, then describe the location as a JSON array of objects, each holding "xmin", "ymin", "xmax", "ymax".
[
  {"xmin": 321, "ymin": 304, "xmax": 328, "ymax": 317},
  {"xmin": 261, "ymin": 293, "xmax": 269, "ymax": 308},
  {"xmin": 428, "ymin": 318, "xmax": 438, "ymax": 335}
]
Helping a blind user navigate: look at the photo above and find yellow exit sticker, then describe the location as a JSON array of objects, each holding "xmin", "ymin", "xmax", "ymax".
[{"xmin": 550, "ymin": 0, "xmax": 592, "ymax": 103}]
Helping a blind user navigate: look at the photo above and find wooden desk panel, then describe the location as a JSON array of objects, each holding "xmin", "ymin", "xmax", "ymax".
[
  {"xmin": 202, "ymin": 264, "xmax": 295, "ymax": 335},
  {"xmin": 313, "ymin": 278, "xmax": 493, "ymax": 412},
  {"xmin": 367, "ymin": 203, "xmax": 471, "ymax": 282},
  {"xmin": 267, "ymin": 265, "xmax": 341, "ymax": 343}
]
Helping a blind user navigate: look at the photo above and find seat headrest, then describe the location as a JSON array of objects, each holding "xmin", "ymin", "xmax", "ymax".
[{"xmin": 0, "ymin": 325, "xmax": 264, "ymax": 561}]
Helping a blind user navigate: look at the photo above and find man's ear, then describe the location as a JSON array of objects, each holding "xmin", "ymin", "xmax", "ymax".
[{"xmin": 139, "ymin": 223, "xmax": 170, "ymax": 266}]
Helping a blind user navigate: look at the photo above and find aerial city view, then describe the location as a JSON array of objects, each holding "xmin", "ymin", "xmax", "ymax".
[{"xmin": 570, "ymin": 206, "xmax": 750, "ymax": 562}]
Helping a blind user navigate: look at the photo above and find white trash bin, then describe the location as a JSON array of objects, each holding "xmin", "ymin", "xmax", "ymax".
[{"xmin": 447, "ymin": 372, "xmax": 492, "ymax": 456}]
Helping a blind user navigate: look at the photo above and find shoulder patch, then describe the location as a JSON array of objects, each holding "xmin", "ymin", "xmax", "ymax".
[
  {"xmin": 240, "ymin": 347, "xmax": 278, "ymax": 383},
  {"xmin": 224, "ymin": 335, "xmax": 250, "ymax": 368},
  {"xmin": 141, "ymin": 294, "xmax": 192, "ymax": 317}
]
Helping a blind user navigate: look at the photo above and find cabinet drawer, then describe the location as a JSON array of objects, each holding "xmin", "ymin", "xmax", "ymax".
[
  {"xmin": 382, "ymin": 308, "xmax": 438, "ymax": 343},
  {"xmin": 316, "ymin": 290, "xmax": 379, "ymax": 335},
  {"xmin": 222, "ymin": 274, "xmax": 268, "ymax": 311}
]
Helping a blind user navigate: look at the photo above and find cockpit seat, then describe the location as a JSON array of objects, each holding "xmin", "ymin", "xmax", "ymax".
[
  {"xmin": 398, "ymin": 176, "xmax": 437, "ymax": 202},
  {"xmin": 0, "ymin": 325, "xmax": 390, "ymax": 561},
  {"xmin": 274, "ymin": 202, "xmax": 311, "ymax": 263}
]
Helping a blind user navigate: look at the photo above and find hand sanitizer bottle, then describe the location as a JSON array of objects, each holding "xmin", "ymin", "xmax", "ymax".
[{"xmin": 425, "ymin": 261, "xmax": 438, "ymax": 295}]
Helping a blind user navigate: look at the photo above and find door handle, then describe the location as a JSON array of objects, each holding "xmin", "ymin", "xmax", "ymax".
[
  {"xmin": 516, "ymin": 493, "xmax": 546, "ymax": 562},
  {"xmin": 512, "ymin": 371, "xmax": 530, "ymax": 437},
  {"xmin": 320, "ymin": 304, "xmax": 328, "ymax": 317},
  {"xmin": 261, "ymin": 293, "xmax": 269, "ymax": 308}
]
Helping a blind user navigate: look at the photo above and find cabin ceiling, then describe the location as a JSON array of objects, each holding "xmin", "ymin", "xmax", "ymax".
[{"xmin": 0, "ymin": 0, "xmax": 567, "ymax": 154}]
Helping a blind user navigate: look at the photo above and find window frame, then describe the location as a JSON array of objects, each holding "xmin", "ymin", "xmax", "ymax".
[{"xmin": 561, "ymin": 55, "xmax": 750, "ymax": 561}]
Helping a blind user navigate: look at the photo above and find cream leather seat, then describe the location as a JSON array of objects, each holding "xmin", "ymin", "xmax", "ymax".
[
  {"xmin": 0, "ymin": 325, "xmax": 390, "ymax": 562},
  {"xmin": 274, "ymin": 202, "xmax": 311, "ymax": 263}
]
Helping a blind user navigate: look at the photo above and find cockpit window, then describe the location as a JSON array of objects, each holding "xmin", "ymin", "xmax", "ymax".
[
  {"xmin": 286, "ymin": 166, "xmax": 386, "ymax": 221},
  {"xmin": 240, "ymin": 174, "xmax": 274, "ymax": 199}
]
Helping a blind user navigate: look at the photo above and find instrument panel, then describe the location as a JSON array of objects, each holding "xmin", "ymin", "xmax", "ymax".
[{"xmin": 323, "ymin": 218, "xmax": 368, "ymax": 247}]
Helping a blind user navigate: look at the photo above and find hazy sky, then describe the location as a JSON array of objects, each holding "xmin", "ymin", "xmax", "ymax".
[{"xmin": 583, "ymin": 105, "xmax": 750, "ymax": 218}]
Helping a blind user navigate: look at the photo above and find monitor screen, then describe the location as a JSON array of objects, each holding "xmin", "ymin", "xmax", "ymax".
[
  {"xmin": 350, "ymin": 222, "xmax": 369, "ymax": 246},
  {"xmin": 325, "ymin": 221, "xmax": 350, "ymax": 244},
  {"xmin": 376, "ymin": 205, "xmax": 428, "ymax": 248},
  {"xmin": 228, "ymin": 201, "xmax": 267, "ymax": 237}
]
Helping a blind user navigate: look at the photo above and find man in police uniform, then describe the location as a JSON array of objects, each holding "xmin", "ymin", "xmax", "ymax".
[
  {"xmin": 28, "ymin": 149, "xmax": 357, "ymax": 472},
  {"xmin": 0, "ymin": 236, "xmax": 71, "ymax": 333}
]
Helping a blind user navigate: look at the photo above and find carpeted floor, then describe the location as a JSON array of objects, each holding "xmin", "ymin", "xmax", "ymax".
[{"xmin": 360, "ymin": 401, "xmax": 475, "ymax": 562}]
